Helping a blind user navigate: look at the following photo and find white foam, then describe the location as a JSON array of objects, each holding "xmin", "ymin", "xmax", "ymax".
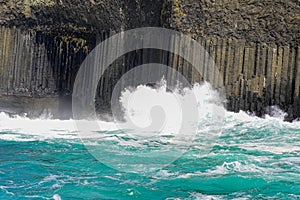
[
  {"xmin": 0, "ymin": 112, "xmax": 118, "ymax": 141},
  {"xmin": 188, "ymin": 193, "xmax": 222, "ymax": 200},
  {"xmin": 0, "ymin": 82, "xmax": 299, "ymax": 144},
  {"xmin": 0, "ymin": 185, "xmax": 15, "ymax": 196},
  {"xmin": 120, "ymin": 83, "xmax": 183, "ymax": 133},
  {"xmin": 53, "ymin": 194, "xmax": 62, "ymax": 200},
  {"xmin": 206, "ymin": 161, "xmax": 274, "ymax": 175}
]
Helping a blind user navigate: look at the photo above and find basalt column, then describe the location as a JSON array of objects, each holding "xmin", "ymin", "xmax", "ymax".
[
  {"xmin": 0, "ymin": 26, "xmax": 93, "ymax": 118},
  {"xmin": 165, "ymin": 0, "xmax": 300, "ymax": 120}
]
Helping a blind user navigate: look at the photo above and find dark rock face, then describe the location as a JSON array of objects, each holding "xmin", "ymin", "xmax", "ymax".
[
  {"xmin": 166, "ymin": 0, "xmax": 300, "ymax": 120},
  {"xmin": 167, "ymin": 0, "xmax": 300, "ymax": 46},
  {"xmin": 0, "ymin": 26, "xmax": 92, "ymax": 117},
  {"xmin": 0, "ymin": 0, "xmax": 299, "ymax": 120}
]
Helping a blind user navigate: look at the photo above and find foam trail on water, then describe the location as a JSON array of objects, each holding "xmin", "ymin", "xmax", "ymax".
[{"xmin": 0, "ymin": 112, "xmax": 118, "ymax": 141}]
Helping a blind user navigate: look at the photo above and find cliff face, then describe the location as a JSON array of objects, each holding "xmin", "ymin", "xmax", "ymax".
[
  {"xmin": 166, "ymin": 0, "xmax": 300, "ymax": 119},
  {"xmin": 167, "ymin": 0, "xmax": 300, "ymax": 46},
  {"xmin": 0, "ymin": 0, "xmax": 164, "ymax": 118},
  {"xmin": 0, "ymin": 0, "xmax": 299, "ymax": 120}
]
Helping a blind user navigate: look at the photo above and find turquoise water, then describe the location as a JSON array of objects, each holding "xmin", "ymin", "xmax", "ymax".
[{"xmin": 1, "ymin": 112, "xmax": 300, "ymax": 199}]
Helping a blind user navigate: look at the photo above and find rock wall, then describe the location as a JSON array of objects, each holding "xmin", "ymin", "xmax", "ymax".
[
  {"xmin": 164, "ymin": 0, "xmax": 300, "ymax": 120},
  {"xmin": 0, "ymin": 0, "xmax": 299, "ymax": 120},
  {"xmin": 0, "ymin": 0, "xmax": 163, "ymax": 118},
  {"xmin": 0, "ymin": 26, "xmax": 92, "ymax": 117},
  {"xmin": 167, "ymin": 0, "xmax": 300, "ymax": 46}
]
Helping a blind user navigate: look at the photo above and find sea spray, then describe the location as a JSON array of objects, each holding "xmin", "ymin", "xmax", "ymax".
[{"xmin": 1, "ymin": 83, "xmax": 300, "ymax": 199}]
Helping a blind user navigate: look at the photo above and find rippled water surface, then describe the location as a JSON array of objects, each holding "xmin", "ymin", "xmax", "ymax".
[{"xmin": 1, "ymin": 84, "xmax": 300, "ymax": 199}]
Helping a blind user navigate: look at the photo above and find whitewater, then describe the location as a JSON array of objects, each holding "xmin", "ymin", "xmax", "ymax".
[{"xmin": 0, "ymin": 82, "xmax": 300, "ymax": 199}]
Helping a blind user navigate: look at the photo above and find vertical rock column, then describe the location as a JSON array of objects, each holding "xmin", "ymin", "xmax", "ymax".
[
  {"xmin": 0, "ymin": 26, "xmax": 92, "ymax": 117},
  {"xmin": 197, "ymin": 37, "xmax": 300, "ymax": 119}
]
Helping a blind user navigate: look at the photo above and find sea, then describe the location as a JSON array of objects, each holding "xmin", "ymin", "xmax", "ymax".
[{"xmin": 0, "ymin": 82, "xmax": 299, "ymax": 200}]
